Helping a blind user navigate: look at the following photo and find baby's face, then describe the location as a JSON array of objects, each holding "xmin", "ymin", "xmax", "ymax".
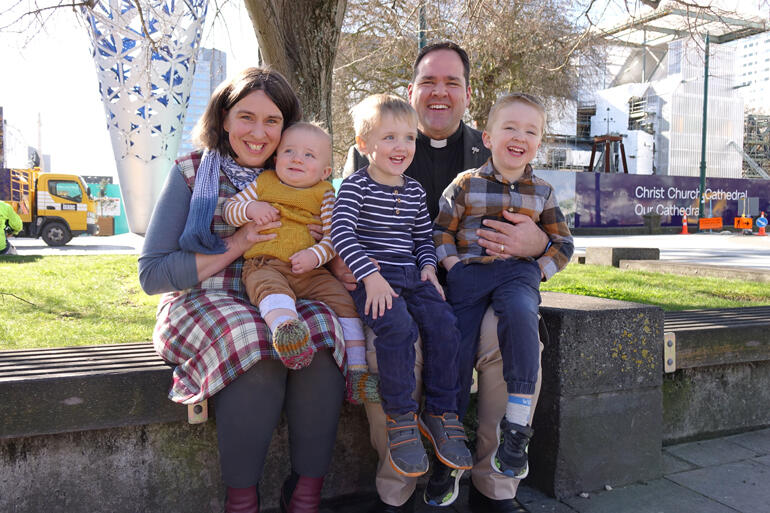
[{"xmin": 274, "ymin": 127, "xmax": 332, "ymax": 188}]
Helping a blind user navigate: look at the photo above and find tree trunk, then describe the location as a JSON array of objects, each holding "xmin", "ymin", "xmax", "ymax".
[{"xmin": 243, "ymin": 0, "xmax": 347, "ymax": 134}]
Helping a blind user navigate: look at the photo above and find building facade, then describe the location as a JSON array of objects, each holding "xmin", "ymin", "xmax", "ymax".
[{"xmin": 178, "ymin": 48, "xmax": 227, "ymax": 156}]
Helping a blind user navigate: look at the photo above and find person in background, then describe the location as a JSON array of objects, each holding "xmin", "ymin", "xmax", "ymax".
[
  {"xmin": 0, "ymin": 200, "xmax": 22, "ymax": 255},
  {"xmin": 139, "ymin": 68, "xmax": 346, "ymax": 513}
]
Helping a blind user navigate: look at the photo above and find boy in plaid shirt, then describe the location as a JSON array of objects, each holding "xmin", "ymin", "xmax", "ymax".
[{"xmin": 433, "ymin": 92, "xmax": 573, "ymax": 480}]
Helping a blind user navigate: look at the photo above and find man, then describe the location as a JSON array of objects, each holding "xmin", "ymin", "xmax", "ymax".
[
  {"xmin": 0, "ymin": 200, "xmax": 23, "ymax": 255},
  {"xmin": 337, "ymin": 42, "xmax": 549, "ymax": 513}
]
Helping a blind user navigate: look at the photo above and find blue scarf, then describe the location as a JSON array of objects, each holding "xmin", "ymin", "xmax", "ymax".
[{"xmin": 179, "ymin": 150, "xmax": 263, "ymax": 254}]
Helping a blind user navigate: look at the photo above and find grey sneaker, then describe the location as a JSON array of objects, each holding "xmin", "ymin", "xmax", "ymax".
[
  {"xmin": 386, "ymin": 412, "xmax": 429, "ymax": 477},
  {"xmin": 423, "ymin": 457, "xmax": 464, "ymax": 507},
  {"xmin": 418, "ymin": 411, "xmax": 473, "ymax": 470},
  {"xmin": 492, "ymin": 418, "xmax": 534, "ymax": 479}
]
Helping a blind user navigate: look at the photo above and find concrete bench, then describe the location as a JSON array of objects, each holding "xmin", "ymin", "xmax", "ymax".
[
  {"xmin": 0, "ymin": 344, "xmax": 376, "ymax": 512},
  {"xmin": 584, "ymin": 246, "xmax": 660, "ymax": 267},
  {"xmin": 14, "ymin": 295, "xmax": 769, "ymax": 507},
  {"xmin": 662, "ymin": 306, "xmax": 770, "ymax": 443}
]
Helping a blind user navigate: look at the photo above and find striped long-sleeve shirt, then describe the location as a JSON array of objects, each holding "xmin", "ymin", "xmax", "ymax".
[
  {"xmin": 223, "ymin": 169, "xmax": 336, "ymax": 265},
  {"xmin": 331, "ymin": 167, "xmax": 438, "ymax": 281},
  {"xmin": 433, "ymin": 160, "xmax": 573, "ymax": 281}
]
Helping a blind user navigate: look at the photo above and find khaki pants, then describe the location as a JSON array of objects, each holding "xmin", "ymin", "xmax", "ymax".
[{"xmin": 364, "ymin": 307, "xmax": 543, "ymax": 506}]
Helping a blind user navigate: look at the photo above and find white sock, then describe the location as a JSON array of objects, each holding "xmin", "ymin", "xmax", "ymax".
[
  {"xmin": 346, "ymin": 345, "xmax": 366, "ymax": 368},
  {"xmin": 505, "ymin": 395, "xmax": 532, "ymax": 427},
  {"xmin": 269, "ymin": 315, "xmax": 294, "ymax": 333}
]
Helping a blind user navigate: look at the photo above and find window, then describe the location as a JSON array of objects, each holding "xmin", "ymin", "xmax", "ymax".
[{"xmin": 48, "ymin": 180, "xmax": 82, "ymax": 203}]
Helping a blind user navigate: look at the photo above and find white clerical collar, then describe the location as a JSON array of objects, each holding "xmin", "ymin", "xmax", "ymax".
[{"xmin": 430, "ymin": 138, "xmax": 448, "ymax": 148}]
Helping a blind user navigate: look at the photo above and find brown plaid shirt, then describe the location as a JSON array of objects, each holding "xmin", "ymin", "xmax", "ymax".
[{"xmin": 433, "ymin": 159, "xmax": 573, "ymax": 281}]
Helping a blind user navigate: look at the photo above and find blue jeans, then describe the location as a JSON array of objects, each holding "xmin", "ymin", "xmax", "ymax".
[
  {"xmin": 446, "ymin": 259, "xmax": 541, "ymax": 418},
  {"xmin": 351, "ymin": 263, "xmax": 461, "ymax": 416}
]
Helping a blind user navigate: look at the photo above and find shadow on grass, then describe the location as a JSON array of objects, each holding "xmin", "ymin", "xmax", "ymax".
[{"xmin": 0, "ymin": 255, "xmax": 44, "ymax": 264}]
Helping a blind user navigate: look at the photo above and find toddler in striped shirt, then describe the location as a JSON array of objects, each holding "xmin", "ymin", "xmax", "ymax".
[
  {"xmin": 331, "ymin": 94, "xmax": 472, "ymax": 478},
  {"xmin": 223, "ymin": 122, "xmax": 366, "ymax": 375}
]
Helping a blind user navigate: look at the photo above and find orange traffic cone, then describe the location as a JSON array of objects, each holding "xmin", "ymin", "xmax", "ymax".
[
  {"xmin": 757, "ymin": 212, "xmax": 767, "ymax": 237},
  {"xmin": 680, "ymin": 214, "xmax": 689, "ymax": 235}
]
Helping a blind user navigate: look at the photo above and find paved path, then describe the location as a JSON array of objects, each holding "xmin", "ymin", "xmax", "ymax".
[
  {"xmin": 326, "ymin": 428, "xmax": 770, "ymax": 513},
  {"xmin": 9, "ymin": 233, "xmax": 770, "ymax": 270}
]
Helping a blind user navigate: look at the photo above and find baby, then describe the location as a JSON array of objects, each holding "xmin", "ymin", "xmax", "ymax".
[{"xmin": 223, "ymin": 122, "xmax": 366, "ymax": 375}]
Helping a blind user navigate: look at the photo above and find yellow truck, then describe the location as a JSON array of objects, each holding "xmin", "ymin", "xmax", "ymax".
[{"xmin": 0, "ymin": 167, "xmax": 98, "ymax": 246}]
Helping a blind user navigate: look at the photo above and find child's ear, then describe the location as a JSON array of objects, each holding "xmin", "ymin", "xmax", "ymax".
[
  {"xmin": 355, "ymin": 135, "xmax": 368, "ymax": 154},
  {"xmin": 482, "ymin": 131, "xmax": 492, "ymax": 150},
  {"xmin": 322, "ymin": 166, "xmax": 333, "ymax": 180}
]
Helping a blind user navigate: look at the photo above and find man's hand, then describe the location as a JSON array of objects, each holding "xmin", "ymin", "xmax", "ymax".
[
  {"xmin": 327, "ymin": 255, "xmax": 357, "ymax": 291},
  {"xmin": 362, "ymin": 272, "xmax": 398, "ymax": 320},
  {"xmin": 476, "ymin": 211, "xmax": 548, "ymax": 258},
  {"xmin": 420, "ymin": 265, "xmax": 445, "ymax": 300},
  {"xmin": 289, "ymin": 249, "xmax": 319, "ymax": 274},
  {"xmin": 246, "ymin": 201, "xmax": 280, "ymax": 225}
]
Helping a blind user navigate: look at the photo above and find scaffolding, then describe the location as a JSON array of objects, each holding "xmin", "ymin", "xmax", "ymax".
[
  {"xmin": 743, "ymin": 114, "xmax": 770, "ymax": 178},
  {"xmin": 628, "ymin": 96, "xmax": 655, "ymax": 134}
]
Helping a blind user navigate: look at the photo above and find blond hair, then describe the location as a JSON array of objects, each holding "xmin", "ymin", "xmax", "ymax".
[
  {"xmin": 485, "ymin": 92, "xmax": 547, "ymax": 135},
  {"xmin": 283, "ymin": 121, "xmax": 331, "ymax": 145},
  {"xmin": 350, "ymin": 94, "xmax": 418, "ymax": 141}
]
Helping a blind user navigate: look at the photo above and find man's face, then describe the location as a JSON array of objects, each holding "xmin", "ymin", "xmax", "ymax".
[{"xmin": 408, "ymin": 49, "xmax": 471, "ymax": 140}]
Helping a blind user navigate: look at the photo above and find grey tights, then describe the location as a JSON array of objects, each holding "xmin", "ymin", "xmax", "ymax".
[{"xmin": 214, "ymin": 349, "xmax": 345, "ymax": 487}]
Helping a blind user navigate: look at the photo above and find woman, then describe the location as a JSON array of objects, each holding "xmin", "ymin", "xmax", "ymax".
[{"xmin": 139, "ymin": 68, "xmax": 346, "ymax": 513}]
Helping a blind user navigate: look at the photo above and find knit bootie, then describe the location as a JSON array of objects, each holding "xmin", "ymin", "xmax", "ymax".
[
  {"xmin": 346, "ymin": 369, "xmax": 381, "ymax": 405},
  {"xmin": 279, "ymin": 471, "xmax": 324, "ymax": 513},
  {"xmin": 272, "ymin": 318, "xmax": 315, "ymax": 370},
  {"xmin": 225, "ymin": 485, "xmax": 259, "ymax": 513}
]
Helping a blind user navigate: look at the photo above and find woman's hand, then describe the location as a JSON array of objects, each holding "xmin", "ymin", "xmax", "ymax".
[
  {"xmin": 308, "ymin": 222, "xmax": 323, "ymax": 242},
  {"xmin": 226, "ymin": 220, "xmax": 281, "ymax": 256},
  {"xmin": 476, "ymin": 211, "xmax": 548, "ymax": 259},
  {"xmin": 420, "ymin": 265, "xmax": 445, "ymax": 300},
  {"xmin": 362, "ymin": 271, "xmax": 398, "ymax": 320},
  {"xmin": 290, "ymin": 249, "xmax": 319, "ymax": 274}
]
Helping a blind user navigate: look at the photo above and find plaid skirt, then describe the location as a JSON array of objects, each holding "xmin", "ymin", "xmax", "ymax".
[{"xmin": 154, "ymin": 287, "xmax": 346, "ymax": 404}]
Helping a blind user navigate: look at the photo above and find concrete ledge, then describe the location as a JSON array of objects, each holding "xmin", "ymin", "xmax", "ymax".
[
  {"xmin": 531, "ymin": 292, "xmax": 664, "ymax": 499},
  {"xmin": 0, "ymin": 405, "xmax": 376, "ymax": 513},
  {"xmin": 663, "ymin": 361, "xmax": 770, "ymax": 443},
  {"xmin": 619, "ymin": 260, "xmax": 770, "ymax": 282},
  {"xmin": 585, "ymin": 247, "xmax": 660, "ymax": 267}
]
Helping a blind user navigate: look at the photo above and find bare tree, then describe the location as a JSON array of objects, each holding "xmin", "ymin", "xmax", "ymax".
[
  {"xmin": 243, "ymin": 0, "xmax": 347, "ymax": 132},
  {"xmin": 330, "ymin": 0, "xmax": 606, "ymax": 169}
]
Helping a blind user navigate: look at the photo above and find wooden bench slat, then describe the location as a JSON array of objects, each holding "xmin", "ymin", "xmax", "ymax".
[
  {"xmin": 663, "ymin": 307, "xmax": 770, "ymax": 369},
  {"xmin": 0, "ymin": 355, "xmax": 168, "ymax": 374},
  {"xmin": 0, "ymin": 349, "xmax": 160, "ymax": 366},
  {"xmin": 0, "ymin": 361, "xmax": 172, "ymax": 381}
]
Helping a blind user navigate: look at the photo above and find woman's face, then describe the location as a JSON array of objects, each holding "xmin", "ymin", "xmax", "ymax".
[{"xmin": 223, "ymin": 90, "xmax": 284, "ymax": 168}]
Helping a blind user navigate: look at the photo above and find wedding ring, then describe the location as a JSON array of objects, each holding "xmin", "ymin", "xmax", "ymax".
[{"xmin": 500, "ymin": 244, "xmax": 505, "ymax": 253}]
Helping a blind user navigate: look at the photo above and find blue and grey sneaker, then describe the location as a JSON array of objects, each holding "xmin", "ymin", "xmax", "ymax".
[
  {"xmin": 386, "ymin": 412, "xmax": 429, "ymax": 477},
  {"xmin": 423, "ymin": 458, "xmax": 464, "ymax": 507},
  {"xmin": 492, "ymin": 418, "xmax": 534, "ymax": 479},
  {"xmin": 418, "ymin": 411, "xmax": 473, "ymax": 470}
]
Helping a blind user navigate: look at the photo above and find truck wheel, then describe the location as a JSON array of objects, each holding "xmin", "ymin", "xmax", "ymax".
[{"xmin": 42, "ymin": 222, "xmax": 72, "ymax": 246}]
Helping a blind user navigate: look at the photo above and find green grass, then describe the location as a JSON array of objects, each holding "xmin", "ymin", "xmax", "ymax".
[
  {"xmin": 542, "ymin": 263, "xmax": 770, "ymax": 311},
  {"xmin": 2, "ymin": 256, "xmax": 770, "ymax": 350},
  {"xmin": 0, "ymin": 255, "xmax": 158, "ymax": 350}
]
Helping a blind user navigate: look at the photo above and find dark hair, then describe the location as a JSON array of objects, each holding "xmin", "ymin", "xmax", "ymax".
[
  {"xmin": 411, "ymin": 41, "xmax": 471, "ymax": 87},
  {"xmin": 192, "ymin": 67, "xmax": 302, "ymax": 157}
]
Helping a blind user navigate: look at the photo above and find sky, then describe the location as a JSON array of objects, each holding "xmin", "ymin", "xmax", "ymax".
[
  {"xmin": 1, "ymin": 1, "xmax": 767, "ymax": 181},
  {"xmin": 0, "ymin": 0, "xmax": 259, "ymax": 179}
]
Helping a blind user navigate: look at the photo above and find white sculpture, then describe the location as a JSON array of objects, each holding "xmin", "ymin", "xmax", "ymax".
[{"xmin": 82, "ymin": 0, "xmax": 208, "ymax": 234}]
